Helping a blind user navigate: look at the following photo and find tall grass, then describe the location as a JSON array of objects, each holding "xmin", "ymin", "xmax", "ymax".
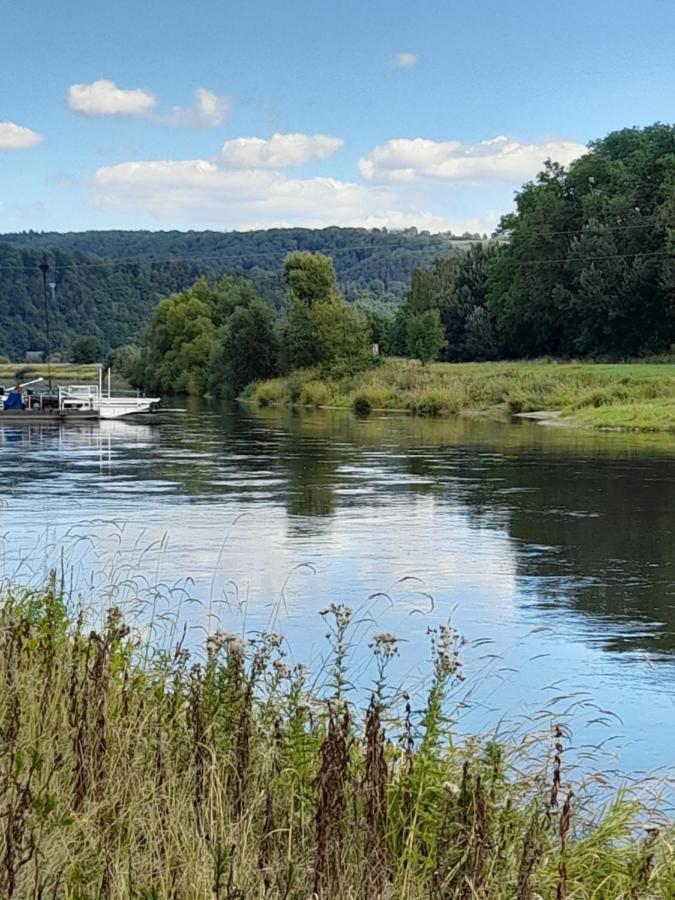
[
  {"xmin": 243, "ymin": 358, "xmax": 675, "ymax": 431},
  {"xmin": 0, "ymin": 584, "xmax": 672, "ymax": 898}
]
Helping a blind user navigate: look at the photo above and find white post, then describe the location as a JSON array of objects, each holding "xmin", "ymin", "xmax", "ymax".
[
  {"xmin": 98, "ymin": 366, "xmax": 103, "ymax": 397},
  {"xmin": 107, "ymin": 368, "xmax": 111, "ymax": 398}
]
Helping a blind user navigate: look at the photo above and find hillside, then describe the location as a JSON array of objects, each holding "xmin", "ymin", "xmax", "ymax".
[{"xmin": 0, "ymin": 227, "xmax": 472, "ymax": 360}]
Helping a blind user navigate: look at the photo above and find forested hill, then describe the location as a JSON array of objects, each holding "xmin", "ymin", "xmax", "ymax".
[{"xmin": 0, "ymin": 227, "xmax": 470, "ymax": 360}]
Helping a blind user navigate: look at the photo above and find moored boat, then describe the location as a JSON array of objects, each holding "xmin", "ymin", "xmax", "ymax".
[{"xmin": 1, "ymin": 373, "xmax": 160, "ymax": 423}]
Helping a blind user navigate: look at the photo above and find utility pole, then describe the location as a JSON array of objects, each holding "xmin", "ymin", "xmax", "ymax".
[{"xmin": 38, "ymin": 261, "xmax": 53, "ymax": 392}]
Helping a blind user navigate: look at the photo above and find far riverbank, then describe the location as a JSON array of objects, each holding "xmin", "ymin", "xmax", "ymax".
[{"xmin": 243, "ymin": 357, "xmax": 675, "ymax": 432}]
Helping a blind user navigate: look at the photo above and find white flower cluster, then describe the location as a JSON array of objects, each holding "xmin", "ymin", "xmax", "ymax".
[
  {"xmin": 429, "ymin": 624, "xmax": 465, "ymax": 680},
  {"xmin": 206, "ymin": 630, "xmax": 246, "ymax": 658}
]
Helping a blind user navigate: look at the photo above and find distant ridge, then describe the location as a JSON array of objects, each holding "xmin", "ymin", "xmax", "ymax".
[{"xmin": 0, "ymin": 227, "xmax": 476, "ymax": 360}]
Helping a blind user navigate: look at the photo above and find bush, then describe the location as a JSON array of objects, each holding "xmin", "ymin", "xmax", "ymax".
[
  {"xmin": 300, "ymin": 381, "xmax": 330, "ymax": 407},
  {"xmin": 253, "ymin": 380, "xmax": 283, "ymax": 407},
  {"xmin": 413, "ymin": 389, "xmax": 449, "ymax": 417},
  {"xmin": 352, "ymin": 393, "xmax": 372, "ymax": 415},
  {"xmin": 282, "ymin": 374, "xmax": 305, "ymax": 404}
]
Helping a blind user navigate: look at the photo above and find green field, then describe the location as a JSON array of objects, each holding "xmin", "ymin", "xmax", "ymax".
[
  {"xmin": 0, "ymin": 362, "xmax": 103, "ymax": 385},
  {"xmin": 245, "ymin": 358, "xmax": 675, "ymax": 432}
]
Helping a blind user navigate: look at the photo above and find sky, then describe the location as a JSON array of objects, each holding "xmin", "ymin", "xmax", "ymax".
[{"xmin": 1, "ymin": 0, "xmax": 674, "ymax": 235}]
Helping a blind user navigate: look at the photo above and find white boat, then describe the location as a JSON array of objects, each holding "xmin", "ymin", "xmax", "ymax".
[
  {"xmin": 2, "ymin": 370, "xmax": 160, "ymax": 421},
  {"xmin": 59, "ymin": 384, "xmax": 160, "ymax": 419}
]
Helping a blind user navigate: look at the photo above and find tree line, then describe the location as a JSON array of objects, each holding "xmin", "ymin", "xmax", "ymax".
[
  {"xmin": 122, "ymin": 123, "xmax": 675, "ymax": 396},
  {"xmin": 0, "ymin": 227, "xmax": 469, "ymax": 361},
  {"xmin": 125, "ymin": 252, "xmax": 374, "ymax": 396},
  {"xmin": 391, "ymin": 123, "xmax": 675, "ymax": 362},
  {"xmin": 2, "ymin": 124, "xmax": 672, "ymax": 378}
]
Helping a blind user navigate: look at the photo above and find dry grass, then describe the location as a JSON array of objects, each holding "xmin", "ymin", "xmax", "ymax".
[{"xmin": 0, "ymin": 584, "xmax": 672, "ymax": 898}]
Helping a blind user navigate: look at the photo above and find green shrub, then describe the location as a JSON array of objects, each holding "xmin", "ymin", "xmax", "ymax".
[
  {"xmin": 253, "ymin": 380, "xmax": 282, "ymax": 407},
  {"xmin": 352, "ymin": 393, "xmax": 372, "ymax": 415},
  {"xmin": 300, "ymin": 381, "xmax": 330, "ymax": 407}
]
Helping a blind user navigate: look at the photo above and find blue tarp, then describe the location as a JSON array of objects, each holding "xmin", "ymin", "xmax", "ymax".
[{"xmin": 3, "ymin": 391, "xmax": 23, "ymax": 410}]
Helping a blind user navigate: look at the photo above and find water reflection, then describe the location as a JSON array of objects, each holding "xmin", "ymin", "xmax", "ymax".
[{"xmin": 1, "ymin": 401, "xmax": 674, "ymax": 772}]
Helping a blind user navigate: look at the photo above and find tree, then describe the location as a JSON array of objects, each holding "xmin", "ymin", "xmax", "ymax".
[
  {"xmin": 138, "ymin": 279, "xmax": 216, "ymax": 394},
  {"xmin": 283, "ymin": 251, "xmax": 336, "ymax": 305},
  {"xmin": 462, "ymin": 307, "xmax": 499, "ymax": 361},
  {"xmin": 208, "ymin": 299, "xmax": 279, "ymax": 395},
  {"xmin": 406, "ymin": 309, "xmax": 447, "ymax": 364},
  {"xmin": 282, "ymin": 251, "xmax": 371, "ymax": 374},
  {"xmin": 107, "ymin": 344, "xmax": 142, "ymax": 385},
  {"xmin": 487, "ymin": 124, "xmax": 675, "ymax": 358},
  {"xmin": 71, "ymin": 335, "xmax": 101, "ymax": 363}
]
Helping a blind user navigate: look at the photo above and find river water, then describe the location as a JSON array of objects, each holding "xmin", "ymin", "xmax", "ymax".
[{"xmin": 1, "ymin": 401, "xmax": 674, "ymax": 776}]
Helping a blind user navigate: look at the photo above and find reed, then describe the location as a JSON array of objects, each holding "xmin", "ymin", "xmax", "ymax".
[{"xmin": 0, "ymin": 583, "xmax": 672, "ymax": 898}]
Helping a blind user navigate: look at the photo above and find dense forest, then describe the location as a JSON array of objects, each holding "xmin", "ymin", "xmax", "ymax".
[
  {"xmin": 0, "ymin": 228, "xmax": 471, "ymax": 360},
  {"xmin": 392, "ymin": 123, "xmax": 675, "ymax": 361}
]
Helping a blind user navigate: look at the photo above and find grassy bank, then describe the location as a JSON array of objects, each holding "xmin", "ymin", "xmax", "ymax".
[
  {"xmin": 0, "ymin": 362, "xmax": 103, "ymax": 385},
  {"xmin": 0, "ymin": 584, "xmax": 672, "ymax": 898},
  {"xmin": 244, "ymin": 358, "xmax": 675, "ymax": 431}
]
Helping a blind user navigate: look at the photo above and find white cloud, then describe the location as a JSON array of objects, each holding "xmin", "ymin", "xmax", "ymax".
[
  {"xmin": 163, "ymin": 88, "xmax": 232, "ymax": 127},
  {"xmin": 84, "ymin": 129, "xmax": 584, "ymax": 233},
  {"xmin": 394, "ymin": 51, "xmax": 419, "ymax": 69},
  {"xmin": 0, "ymin": 201, "xmax": 5, "ymax": 215},
  {"xmin": 89, "ymin": 154, "xmax": 498, "ymax": 233},
  {"xmin": 359, "ymin": 135, "xmax": 587, "ymax": 185},
  {"xmin": 91, "ymin": 159, "xmax": 380, "ymax": 227},
  {"xmin": 218, "ymin": 133, "xmax": 344, "ymax": 168},
  {"xmin": 68, "ymin": 79, "xmax": 156, "ymax": 117},
  {"xmin": 0, "ymin": 121, "xmax": 43, "ymax": 150}
]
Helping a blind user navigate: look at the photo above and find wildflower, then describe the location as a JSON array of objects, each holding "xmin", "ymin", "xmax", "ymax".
[
  {"xmin": 206, "ymin": 629, "xmax": 229, "ymax": 656},
  {"xmin": 225, "ymin": 635, "xmax": 247, "ymax": 659},
  {"xmin": 319, "ymin": 603, "xmax": 353, "ymax": 628},
  {"xmin": 442, "ymin": 781, "xmax": 461, "ymax": 797},
  {"xmin": 174, "ymin": 648, "xmax": 190, "ymax": 666},
  {"xmin": 262, "ymin": 631, "xmax": 284, "ymax": 650},
  {"xmin": 371, "ymin": 632, "xmax": 400, "ymax": 659},
  {"xmin": 272, "ymin": 660, "xmax": 291, "ymax": 679}
]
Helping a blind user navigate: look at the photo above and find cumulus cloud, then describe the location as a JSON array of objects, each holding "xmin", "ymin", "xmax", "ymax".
[
  {"xmin": 84, "ymin": 129, "xmax": 584, "ymax": 233},
  {"xmin": 91, "ymin": 159, "xmax": 379, "ymax": 227},
  {"xmin": 0, "ymin": 121, "xmax": 43, "ymax": 150},
  {"xmin": 88, "ymin": 154, "xmax": 497, "ymax": 233},
  {"xmin": 394, "ymin": 52, "xmax": 418, "ymax": 69},
  {"xmin": 218, "ymin": 133, "xmax": 344, "ymax": 168},
  {"xmin": 358, "ymin": 135, "xmax": 587, "ymax": 185},
  {"xmin": 163, "ymin": 88, "xmax": 232, "ymax": 127},
  {"xmin": 68, "ymin": 79, "xmax": 157, "ymax": 117}
]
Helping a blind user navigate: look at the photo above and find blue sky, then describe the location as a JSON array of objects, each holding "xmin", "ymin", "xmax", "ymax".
[{"xmin": 2, "ymin": 0, "xmax": 674, "ymax": 234}]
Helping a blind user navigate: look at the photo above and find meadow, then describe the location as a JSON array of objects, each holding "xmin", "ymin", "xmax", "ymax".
[
  {"xmin": 0, "ymin": 581, "xmax": 672, "ymax": 898},
  {"xmin": 0, "ymin": 362, "xmax": 103, "ymax": 386},
  {"xmin": 245, "ymin": 358, "xmax": 675, "ymax": 432}
]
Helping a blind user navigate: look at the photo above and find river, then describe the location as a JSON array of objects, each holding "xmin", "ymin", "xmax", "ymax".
[{"xmin": 1, "ymin": 400, "xmax": 674, "ymax": 776}]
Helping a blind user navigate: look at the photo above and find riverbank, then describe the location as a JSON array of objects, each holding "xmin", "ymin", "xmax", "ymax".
[
  {"xmin": 0, "ymin": 584, "xmax": 672, "ymax": 898},
  {"xmin": 244, "ymin": 358, "xmax": 675, "ymax": 431}
]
